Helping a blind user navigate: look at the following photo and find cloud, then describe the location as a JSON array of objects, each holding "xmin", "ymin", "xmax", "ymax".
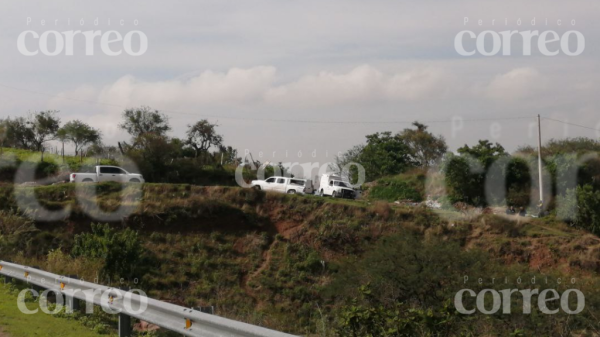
[
  {"xmin": 96, "ymin": 66, "xmax": 278, "ymax": 108},
  {"xmin": 266, "ymin": 65, "xmax": 451, "ymax": 105},
  {"xmin": 483, "ymin": 67, "xmax": 546, "ymax": 101},
  {"xmin": 51, "ymin": 65, "xmax": 451, "ymax": 111}
]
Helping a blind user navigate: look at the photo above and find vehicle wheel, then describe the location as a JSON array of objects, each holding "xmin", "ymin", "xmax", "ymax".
[
  {"xmin": 287, "ymin": 189, "xmax": 296, "ymax": 194},
  {"xmin": 319, "ymin": 189, "xmax": 324, "ymax": 197},
  {"xmin": 82, "ymin": 179, "xmax": 93, "ymax": 183},
  {"xmin": 129, "ymin": 179, "xmax": 140, "ymax": 183},
  {"xmin": 332, "ymin": 191, "xmax": 337, "ymax": 198},
  {"xmin": 253, "ymin": 185, "xmax": 261, "ymax": 191}
]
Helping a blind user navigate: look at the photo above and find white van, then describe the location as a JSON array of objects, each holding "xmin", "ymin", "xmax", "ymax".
[
  {"xmin": 251, "ymin": 176, "xmax": 314, "ymax": 195},
  {"xmin": 318, "ymin": 173, "xmax": 356, "ymax": 199}
]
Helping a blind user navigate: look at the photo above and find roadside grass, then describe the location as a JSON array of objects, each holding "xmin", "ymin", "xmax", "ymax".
[{"xmin": 0, "ymin": 283, "xmax": 108, "ymax": 337}]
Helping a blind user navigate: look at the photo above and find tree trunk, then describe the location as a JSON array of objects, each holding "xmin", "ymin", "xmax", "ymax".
[
  {"xmin": 61, "ymin": 142, "xmax": 65, "ymax": 164},
  {"xmin": 118, "ymin": 142, "xmax": 125, "ymax": 155}
]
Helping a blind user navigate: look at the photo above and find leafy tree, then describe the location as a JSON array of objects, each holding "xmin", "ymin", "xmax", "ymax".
[
  {"xmin": 398, "ymin": 122, "xmax": 447, "ymax": 168},
  {"xmin": 358, "ymin": 132, "xmax": 413, "ymax": 181},
  {"xmin": 440, "ymin": 140, "xmax": 509, "ymax": 205},
  {"xmin": 3, "ymin": 117, "xmax": 35, "ymax": 150},
  {"xmin": 28, "ymin": 111, "xmax": 61, "ymax": 161},
  {"xmin": 333, "ymin": 144, "xmax": 365, "ymax": 182},
  {"xmin": 120, "ymin": 106, "xmax": 171, "ymax": 148},
  {"xmin": 186, "ymin": 119, "xmax": 223, "ymax": 158},
  {"xmin": 60, "ymin": 120, "xmax": 102, "ymax": 156},
  {"xmin": 457, "ymin": 140, "xmax": 506, "ymax": 169}
]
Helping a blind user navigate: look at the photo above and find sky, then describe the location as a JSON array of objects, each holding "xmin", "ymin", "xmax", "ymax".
[{"xmin": 0, "ymin": 0, "xmax": 599, "ymax": 177}]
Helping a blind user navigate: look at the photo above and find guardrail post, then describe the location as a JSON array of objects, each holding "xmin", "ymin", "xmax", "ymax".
[
  {"xmin": 119, "ymin": 313, "xmax": 132, "ymax": 337},
  {"xmin": 65, "ymin": 275, "xmax": 80, "ymax": 313},
  {"xmin": 118, "ymin": 286, "xmax": 132, "ymax": 337}
]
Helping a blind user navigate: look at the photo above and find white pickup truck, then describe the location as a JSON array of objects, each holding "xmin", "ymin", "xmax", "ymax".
[
  {"xmin": 250, "ymin": 176, "xmax": 313, "ymax": 195},
  {"xmin": 70, "ymin": 165, "xmax": 145, "ymax": 183}
]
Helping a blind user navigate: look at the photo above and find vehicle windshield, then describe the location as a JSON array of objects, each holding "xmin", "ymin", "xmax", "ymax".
[{"xmin": 334, "ymin": 181, "xmax": 351, "ymax": 188}]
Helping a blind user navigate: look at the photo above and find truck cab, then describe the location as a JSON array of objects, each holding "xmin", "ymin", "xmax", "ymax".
[{"xmin": 319, "ymin": 174, "xmax": 356, "ymax": 199}]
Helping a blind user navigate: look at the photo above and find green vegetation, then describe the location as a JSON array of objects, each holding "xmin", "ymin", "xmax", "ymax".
[
  {"xmin": 557, "ymin": 184, "xmax": 600, "ymax": 235},
  {"xmin": 72, "ymin": 224, "xmax": 149, "ymax": 280},
  {"xmin": 0, "ymin": 284, "xmax": 106, "ymax": 337},
  {"xmin": 367, "ymin": 172, "xmax": 425, "ymax": 202},
  {"xmin": 1, "ymin": 183, "xmax": 600, "ymax": 335}
]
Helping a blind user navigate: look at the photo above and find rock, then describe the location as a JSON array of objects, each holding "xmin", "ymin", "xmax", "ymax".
[{"xmin": 133, "ymin": 320, "xmax": 160, "ymax": 332}]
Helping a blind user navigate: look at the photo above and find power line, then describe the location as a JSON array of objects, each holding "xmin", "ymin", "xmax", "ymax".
[
  {"xmin": 0, "ymin": 82, "xmax": 534, "ymax": 125},
  {"xmin": 542, "ymin": 117, "xmax": 600, "ymax": 133}
]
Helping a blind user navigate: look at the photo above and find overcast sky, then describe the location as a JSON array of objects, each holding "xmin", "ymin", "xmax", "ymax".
[{"xmin": 1, "ymin": 0, "xmax": 599, "ymax": 176}]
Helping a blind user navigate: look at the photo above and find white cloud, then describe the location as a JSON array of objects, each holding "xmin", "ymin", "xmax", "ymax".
[
  {"xmin": 483, "ymin": 67, "xmax": 546, "ymax": 101},
  {"xmin": 52, "ymin": 65, "xmax": 451, "ymax": 110}
]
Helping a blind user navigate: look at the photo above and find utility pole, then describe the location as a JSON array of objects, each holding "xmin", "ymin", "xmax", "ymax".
[{"xmin": 537, "ymin": 114, "xmax": 543, "ymax": 202}]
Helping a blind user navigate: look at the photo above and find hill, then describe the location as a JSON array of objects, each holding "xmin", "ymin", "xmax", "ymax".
[{"xmin": 1, "ymin": 183, "xmax": 600, "ymax": 335}]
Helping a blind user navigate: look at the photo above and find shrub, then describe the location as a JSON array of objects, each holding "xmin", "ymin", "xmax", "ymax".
[
  {"xmin": 368, "ymin": 174, "xmax": 424, "ymax": 202},
  {"xmin": 0, "ymin": 211, "xmax": 38, "ymax": 256},
  {"xmin": 72, "ymin": 223, "xmax": 146, "ymax": 280},
  {"xmin": 557, "ymin": 185, "xmax": 600, "ymax": 235}
]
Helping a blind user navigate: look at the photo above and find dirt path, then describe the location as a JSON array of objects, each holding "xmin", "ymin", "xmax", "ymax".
[
  {"xmin": 0, "ymin": 327, "xmax": 10, "ymax": 337},
  {"xmin": 248, "ymin": 242, "xmax": 275, "ymax": 285},
  {"xmin": 242, "ymin": 240, "xmax": 277, "ymax": 306}
]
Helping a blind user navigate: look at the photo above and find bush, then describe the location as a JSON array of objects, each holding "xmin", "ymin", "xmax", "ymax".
[
  {"xmin": 368, "ymin": 174, "xmax": 424, "ymax": 202},
  {"xmin": 72, "ymin": 223, "xmax": 146, "ymax": 280},
  {"xmin": 0, "ymin": 211, "xmax": 38, "ymax": 256},
  {"xmin": 557, "ymin": 184, "xmax": 600, "ymax": 235}
]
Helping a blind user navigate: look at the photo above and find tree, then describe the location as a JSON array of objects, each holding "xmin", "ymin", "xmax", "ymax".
[
  {"xmin": 28, "ymin": 111, "xmax": 60, "ymax": 161},
  {"xmin": 119, "ymin": 107, "xmax": 170, "ymax": 148},
  {"xmin": 398, "ymin": 122, "xmax": 447, "ymax": 168},
  {"xmin": 56, "ymin": 127, "xmax": 68, "ymax": 163},
  {"xmin": 3, "ymin": 117, "xmax": 35, "ymax": 150},
  {"xmin": 358, "ymin": 132, "xmax": 413, "ymax": 181},
  {"xmin": 186, "ymin": 120, "xmax": 223, "ymax": 158},
  {"xmin": 60, "ymin": 120, "xmax": 102, "ymax": 156},
  {"xmin": 442, "ymin": 140, "xmax": 508, "ymax": 206},
  {"xmin": 218, "ymin": 145, "xmax": 240, "ymax": 165},
  {"xmin": 457, "ymin": 140, "xmax": 506, "ymax": 169}
]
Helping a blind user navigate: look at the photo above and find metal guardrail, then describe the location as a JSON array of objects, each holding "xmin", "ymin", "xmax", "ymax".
[{"xmin": 0, "ymin": 260, "xmax": 298, "ymax": 337}]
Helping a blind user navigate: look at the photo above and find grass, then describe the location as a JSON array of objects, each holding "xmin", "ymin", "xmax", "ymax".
[
  {"xmin": 0, "ymin": 284, "xmax": 107, "ymax": 337},
  {"xmin": 3, "ymin": 182, "xmax": 600, "ymax": 335}
]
